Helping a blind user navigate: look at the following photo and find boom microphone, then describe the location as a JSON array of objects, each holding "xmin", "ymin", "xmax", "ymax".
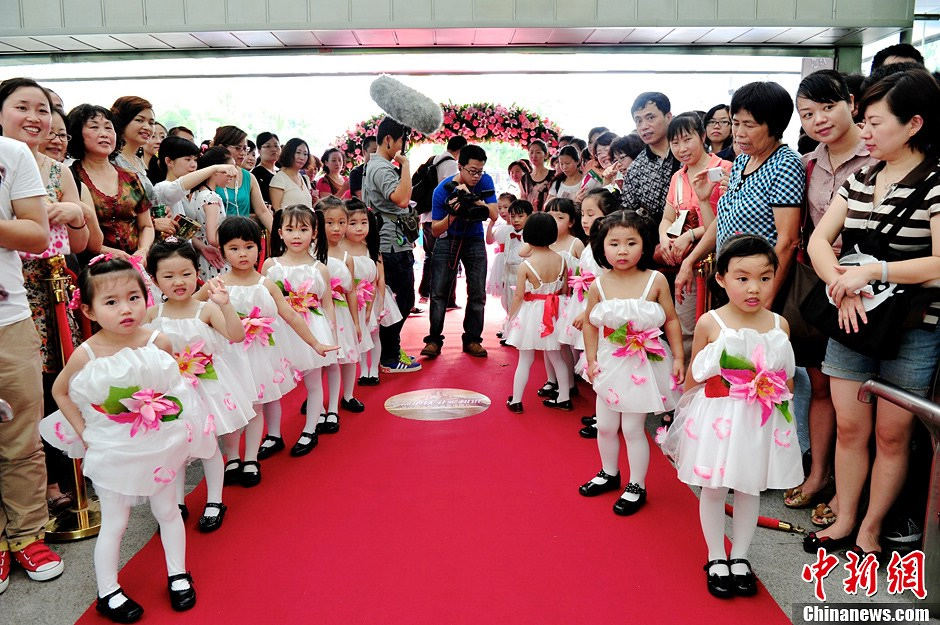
[{"xmin": 369, "ymin": 74, "xmax": 443, "ymax": 135}]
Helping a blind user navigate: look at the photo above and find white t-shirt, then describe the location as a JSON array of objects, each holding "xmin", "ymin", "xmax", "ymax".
[{"xmin": 0, "ymin": 137, "xmax": 47, "ymax": 326}]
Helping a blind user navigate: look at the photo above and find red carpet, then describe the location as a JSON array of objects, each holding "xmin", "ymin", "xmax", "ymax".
[{"xmin": 76, "ymin": 295, "xmax": 792, "ymax": 625}]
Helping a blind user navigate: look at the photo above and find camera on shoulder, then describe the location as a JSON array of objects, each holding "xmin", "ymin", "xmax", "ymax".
[{"xmin": 443, "ymin": 180, "xmax": 489, "ymax": 222}]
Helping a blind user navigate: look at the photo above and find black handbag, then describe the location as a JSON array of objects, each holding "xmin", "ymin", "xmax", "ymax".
[{"xmin": 799, "ymin": 172, "xmax": 938, "ymax": 360}]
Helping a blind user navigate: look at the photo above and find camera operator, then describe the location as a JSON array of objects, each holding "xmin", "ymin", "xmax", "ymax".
[{"xmin": 420, "ymin": 144, "xmax": 497, "ymax": 359}]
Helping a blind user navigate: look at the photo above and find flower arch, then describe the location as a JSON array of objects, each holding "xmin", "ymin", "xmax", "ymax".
[{"xmin": 335, "ymin": 103, "xmax": 563, "ymax": 165}]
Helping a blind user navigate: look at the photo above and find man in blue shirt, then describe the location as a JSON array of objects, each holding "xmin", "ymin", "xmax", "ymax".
[{"xmin": 420, "ymin": 144, "xmax": 497, "ymax": 359}]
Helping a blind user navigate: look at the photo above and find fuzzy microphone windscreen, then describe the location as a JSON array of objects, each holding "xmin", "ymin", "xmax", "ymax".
[{"xmin": 369, "ymin": 75, "xmax": 443, "ymax": 135}]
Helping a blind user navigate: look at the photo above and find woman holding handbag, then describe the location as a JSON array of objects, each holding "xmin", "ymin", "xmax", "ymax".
[
  {"xmin": 783, "ymin": 71, "xmax": 874, "ymax": 521},
  {"xmin": 804, "ymin": 68, "xmax": 940, "ymax": 558}
]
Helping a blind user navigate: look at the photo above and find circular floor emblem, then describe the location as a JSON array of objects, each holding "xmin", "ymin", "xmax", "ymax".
[{"xmin": 385, "ymin": 388, "xmax": 491, "ymax": 421}]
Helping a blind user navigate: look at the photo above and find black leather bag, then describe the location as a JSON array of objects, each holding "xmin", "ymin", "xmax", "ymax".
[{"xmin": 799, "ymin": 174, "xmax": 937, "ymax": 360}]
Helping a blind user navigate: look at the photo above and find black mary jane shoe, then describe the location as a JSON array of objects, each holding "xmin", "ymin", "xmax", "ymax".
[
  {"xmin": 167, "ymin": 572, "xmax": 196, "ymax": 611},
  {"xmin": 358, "ymin": 376, "xmax": 380, "ymax": 386},
  {"xmin": 581, "ymin": 415, "xmax": 596, "ymax": 426},
  {"xmin": 704, "ymin": 560, "xmax": 733, "ymax": 599},
  {"xmin": 506, "ymin": 396, "xmax": 523, "ymax": 413},
  {"xmin": 222, "ymin": 459, "xmax": 242, "ymax": 486},
  {"xmin": 578, "ymin": 470, "xmax": 621, "ymax": 497},
  {"xmin": 96, "ymin": 588, "xmax": 144, "ymax": 623},
  {"xmin": 290, "ymin": 431, "xmax": 318, "ymax": 456},
  {"xmin": 240, "ymin": 461, "xmax": 261, "ymax": 488},
  {"xmin": 178, "ymin": 504, "xmax": 189, "ymax": 522},
  {"xmin": 537, "ymin": 381, "xmax": 559, "ymax": 398},
  {"xmin": 542, "ymin": 398, "xmax": 573, "ymax": 411},
  {"xmin": 256, "ymin": 435, "xmax": 285, "ymax": 460},
  {"xmin": 319, "ymin": 412, "xmax": 340, "ymax": 434},
  {"xmin": 803, "ymin": 530, "xmax": 855, "ymax": 554},
  {"xmin": 728, "ymin": 558, "xmax": 758, "ymax": 596},
  {"xmin": 197, "ymin": 503, "xmax": 227, "ymax": 533},
  {"xmin": 612, "ymin": 483, "xmax": 647, "ymax": 516},
  {"xmin": 579, "ymin": 424, "xmax": 598, "ymax": 439},
  {"xmin": 341, "ymin": 397, "xmax": 365, "ymax": 413}
]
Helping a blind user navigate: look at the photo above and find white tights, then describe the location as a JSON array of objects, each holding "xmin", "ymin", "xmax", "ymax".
[
  {"xmin": 511, "ymin": 349, "xmax": 571, "ymax": 404},
  {"xmin": 174, "ymin": 448, "xmax": 224, "ymax": 507},
  {"xmin": 262, "ymin": 401, "xmax": 281, "ymax": 438},
  {"xmin": 542, "ymin": 346, "xmax": 575, "ymax": 387},
  {"xmin": 595, "ymin": 402, "xmax": 648, "ymax": 488},
  {"xmin": 699, "ymin": 487, "xmax": 761, "ymax": 575},
  {"xmin": 325, "ymin": 363, "xmax": 357, "ymax": 412},
  {"xmin": 95, "ymin": 486, "xmax": 185, "ymax": 597},
  {"xmin": 359, "ymin": 329, "xmax": 381, "ymax": 378},
  {"xmin": 302, "ymin": 368, "xmax": 325, "ymax": 433}
]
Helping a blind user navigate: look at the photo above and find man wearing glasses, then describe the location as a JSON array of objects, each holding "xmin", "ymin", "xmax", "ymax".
[{"xmin": 420, "ymin": 144, "xmax": 497, "ymax": 359}]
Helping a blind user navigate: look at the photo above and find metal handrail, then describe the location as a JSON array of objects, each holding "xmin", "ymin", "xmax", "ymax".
[{"xmin": 858, "ymin": 378, "xmax": 939, "ymax": 616}]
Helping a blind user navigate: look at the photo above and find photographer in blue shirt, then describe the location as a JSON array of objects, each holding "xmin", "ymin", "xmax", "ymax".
[{"xmin": 420, "ymin": 144, "xmax": 497, "ymax": 359}]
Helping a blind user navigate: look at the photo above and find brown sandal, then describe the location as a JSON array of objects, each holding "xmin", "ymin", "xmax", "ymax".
[{"xmin": 811, "ymin": 503, "xmax": 837, "ymax": 527}]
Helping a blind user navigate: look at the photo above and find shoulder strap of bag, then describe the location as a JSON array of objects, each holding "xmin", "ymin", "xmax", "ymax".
[{"xmin": 877, "ymin": 170, "xmax": 936, "ymax": 240}]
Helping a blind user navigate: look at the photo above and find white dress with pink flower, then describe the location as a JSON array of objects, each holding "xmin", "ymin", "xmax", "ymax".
[
  {"xmin": 661, "ymin": 310, "xmax": 803, "ymax": 496},
  {"xmin": 227, "ymin": 276, "xmax": 314, "ymax": 403},
  {"xmin": 590, "ymin": 272, "xmax": 681, "ymax": 414},
  {"xmin": 146, "ymin": 302, "xmax": 256, "ymax": 436},
  {"xmin": 505, "ymin": 259, "xmax": 566, "ymax": 351},
  {"xmin": 560, "ymin": 244, "xmax": 603, "ymax": 350},
  {"xmin": 326, "ymin": 252, "xmax": 360, "ymax": 365},
  {"xmin": 351, "ymin": 255, "xmax": 378, "ymax": 351},
  {"xmin": 39, "ymin": 331, "xmax": 214, "ymax": 501},
  {"xmin": 265, "ymin": 258, "xmax": 338, "ymax": 369}
]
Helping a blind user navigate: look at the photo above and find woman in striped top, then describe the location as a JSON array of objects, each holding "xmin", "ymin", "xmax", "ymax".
[{"xmin": 805, "ymin": 68, "xmax": 940, "ymax": 558}]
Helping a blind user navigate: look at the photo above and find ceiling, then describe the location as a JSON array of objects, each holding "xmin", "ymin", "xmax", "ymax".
[{"xmin": 0, "ymin": 25, "xmax": 909, "ymax": 55}]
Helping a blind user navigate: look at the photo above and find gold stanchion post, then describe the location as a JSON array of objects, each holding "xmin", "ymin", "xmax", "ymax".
[{"xmin": 44, "ymin": 255, "xmax": 101, "ymax": 541}]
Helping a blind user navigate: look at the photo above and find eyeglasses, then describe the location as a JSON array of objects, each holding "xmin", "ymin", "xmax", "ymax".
[
  {"xmin": 463, "ymin": 167, "xmax": 484, "ymax": 177},
  {"xmin": 49, "ymin": 132, "xmax": 69, "ymax": 142},
  {"xmin": 706, "ymin": 120, "xmax": 731, "ymax": 128}
]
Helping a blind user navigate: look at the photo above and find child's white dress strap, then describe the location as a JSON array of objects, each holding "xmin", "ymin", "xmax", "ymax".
[
  {"xmin": 146, "ymin": 330, "xmax": 160, "ymax": 345},
  {"xmin": 773, "ymin": 312, "xmax": 781, "ymax": 330},
  {"xmin": 156, "ymin": 302, "xmax": 164, "ymax": 317},
  {"xmin": 567, "ymin": 239, "xmax": 577, "ymax": 255},
  {"xmin": 523, "ymin": 260, "xmax": 543, "ymax": 285},
  {"xmin": 80, "ymin": 342, "xmax": 96, "ymax": 360},
  {"xmin": 596, "ymin": 275, "xmax": 607, "ymax": 301},
  {"xmin": 256, "ymin": 275, "xmax": 266, "ymax": 286},
  {"xmin": 641, "ymin": 271, "xmax": 658, "ymax": 300},
  {"xmin": 194, "ymin": 301, "xmax": 206, "ymax": 318},
  {"xmin": 709, "ymin": 309, "xmax": 728, "ymax": 330}
]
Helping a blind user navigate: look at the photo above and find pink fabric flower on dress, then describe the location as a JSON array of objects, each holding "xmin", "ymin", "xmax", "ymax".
[
  {"xmin": 609, "ymin": 322, "xmax": 666, "ymax": 363},
  {"xmin": 240, "ymin": 306, "xmax": 275, "ymax": 349},
  {"xmin": 175, "ymin": 340, "xmax": 214, "ymax": 386},
  {"xmin": 567, "ymin": 269, "xmax": 595, "ymax": 303},
  {"xmin": 720, "ymin": 345, "xmax": 792, "ymax": 426},
  {"xmin": 356, "ymin": 280, "xmax": 375, "ymax": 310},
  {"xmin": 283, "ymin": 278, "xmax": 321, "ymax": 320},
  {"xmin": 111, "ymin": 389, "xmax": 179, "ymax": 437},
  {"xmin": 330, "ymin": 278, "xmax": 348, "ymax": 306}
]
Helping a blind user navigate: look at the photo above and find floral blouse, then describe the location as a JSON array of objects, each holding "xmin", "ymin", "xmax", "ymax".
[{"xmin": 76, "ymin": 162, "xmax": 151, "ymax": 253}]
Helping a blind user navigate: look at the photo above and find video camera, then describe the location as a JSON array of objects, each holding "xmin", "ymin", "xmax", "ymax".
[{"xmin": 443, "ymin": 180, "xmax": 489, "ymax": 222}]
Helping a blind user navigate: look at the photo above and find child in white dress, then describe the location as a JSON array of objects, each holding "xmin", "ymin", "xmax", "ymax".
[
  {"xmin": 207, "ymin": 217, "xmax": 337, "ymax": 487},
  {"xmin": 262, "ymin": 205, "xmax": 339, "ymax": 458},
  {"xmin": 316, "ymin": 197, "xmax": 361, "ymax": 434},
  {"xmin": 504, "ymin": 212, "xmax": 571, "ymax": 412},
  {"xmin": 485, "ymin": 192, "xmax": 515, "ymax": 304},
  {"xmin": 578, "ymin": 210, "xmax": 684, "ymax": 517},
  {"xmin": 344, "ymin": 199, "xmax": 384, "ymax": 389},
  {"xmin": 662, "ymin": 234, "xmax": 802, "ymax": 598},
  {"xmin": 43, "ymin": 255, "xmax": 215, "ymax": 621},
  {"xmin": 145, "ymin": 239, "xmax": 255, "ymax": 533}
]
